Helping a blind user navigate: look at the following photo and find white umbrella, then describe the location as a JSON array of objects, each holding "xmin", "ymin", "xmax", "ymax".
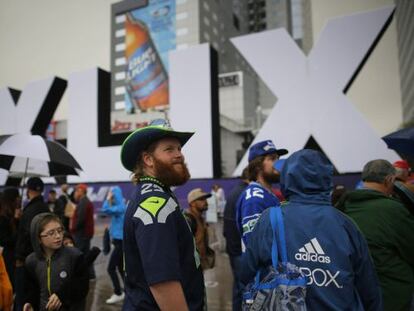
[{"xmin": 0, "ymin": 133, "xmax": 82, "ymax": 178}]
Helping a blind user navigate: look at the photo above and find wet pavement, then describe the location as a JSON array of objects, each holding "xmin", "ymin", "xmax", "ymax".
[{"xmin": 88, "ymin": 218, "xmax": 233, "ymax": 310}]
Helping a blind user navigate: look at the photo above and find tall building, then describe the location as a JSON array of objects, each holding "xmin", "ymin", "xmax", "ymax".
[
  {"xmin": 395, "ymin": 0, "xmax": 414, "ymax": 127},
  {"xmin": 156, "ymin": 0, "xmax": 307, "ymax": 175}
]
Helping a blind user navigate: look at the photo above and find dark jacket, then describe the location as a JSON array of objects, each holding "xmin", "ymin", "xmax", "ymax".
[
  {"xmin": 24, "ymin": 213, "xmax": 89, "ymax": 311},
  {"xmin": 15, "ymin": 195, "xmax": 49, "ymax": 261},
  {"xmin": 54, "ymin": 193, "xmax": 70, "ymax": 230},
  {"xmin": 71, "ymin": 196, "xmax": 94, "ymax": 239},
  {"xmin": 241, "ymin": 149, "xmax": 382, "ymax": 310},
  {"xmin": 0, "ymin": 215, "xmax": 18, "ymax": 284},
  {"xmin": 223, "ymin": 180, "xmax": 247, "ymax": 256},
  {"xmin": 338, "ymin": 189, "xmax": 414, "ymax": 311}
]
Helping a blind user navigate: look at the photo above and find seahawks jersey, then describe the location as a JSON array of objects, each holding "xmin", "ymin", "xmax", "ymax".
[
  {"xmin": 123, "ymin": 176, "xmax": 205, "ymax": 310},
  {"xmin": 236, "ymin": 181, "xmax": 280, "ymax": 247}
]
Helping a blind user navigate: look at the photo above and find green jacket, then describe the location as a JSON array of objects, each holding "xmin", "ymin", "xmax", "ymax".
[{"xmin": 338, "ymin": 189, "xmax": 414, "ymax": 311}]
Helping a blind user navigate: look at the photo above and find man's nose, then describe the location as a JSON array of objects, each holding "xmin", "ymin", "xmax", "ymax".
[{"xmin": 174, "ymin": 149, "xmax": 184, "ymax": 159}]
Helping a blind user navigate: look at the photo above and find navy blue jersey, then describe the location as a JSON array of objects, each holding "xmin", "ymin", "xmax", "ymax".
[
  {"xmin": 236, "ymin": 182, "xmax": 280, "ymax": 247},
  {"xmin": 123, "ymin": 177, "xmax": 205, "ymax": 310}
]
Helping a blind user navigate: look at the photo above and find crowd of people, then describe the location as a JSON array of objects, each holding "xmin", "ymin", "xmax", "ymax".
[
  {"xmin": 0, "ymin": 180, "xmax": 114, "ymax": 310},
  {"xmin": 0, "ymin": 118, "xmax": 413, "ymax": 311}
]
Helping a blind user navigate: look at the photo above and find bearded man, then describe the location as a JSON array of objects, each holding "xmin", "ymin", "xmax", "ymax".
[
  {"xmin": 236, "ymin": 140, "xmax": 288, "ymax": 248},
  {"xmin": 120, "ymin": 119, "xmax": 205, "ymax": 311},
  {"xmin": 184, "ymin": 188, "xmax": 213, "ymax": 270}
]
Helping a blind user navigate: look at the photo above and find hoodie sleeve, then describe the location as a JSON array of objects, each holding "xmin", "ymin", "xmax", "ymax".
[
  {"xmin": 101, "ymin": 188, "xmax": 126, "ymax": 216},
  {"xmin": 55, "ymin": 250, "xmax": 90, "ymax": 304},
  {"xmin": 24, "ymin": 256, "xmax": 40, "ymax": 310},
  {"xmin": 101, "ymin": 199, "xmax": 125, "ymax": 216},
  {"xmin": 345, "ymin": 220, "xmax": 383, "ymax": 310},
  {"xmin": 239, "ymin": 209, "xmax": 273, "ymax": 285}
]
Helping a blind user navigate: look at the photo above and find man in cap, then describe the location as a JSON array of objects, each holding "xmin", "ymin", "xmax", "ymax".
[
  {"xmin": 15, "ymin": 177, "xmax": 49, "ymax": 310},
  {"xmin": 184, "ymin": 188, "xmax": 214, "ymax": 271},
  {"xmin": 54, "ymin": 184, "xmax": 71, "ymax": 230},
  {"xmin": 338, "ymin": 159, "xmax": 414, "ymax": 311},
  {"xmin": 236, "ymin": 140, "xmax": 288, "ymax": 247},
  {"xmin": 121, "ymin": 119, "xmax": 205, "ymax": 310},
  {"xmin": 71, "ymin": 184, "xmax": 95, "ymax": 263},
  {"xmin": 392, "ymin": 160, "xmax": 414, "ymax": 215}
]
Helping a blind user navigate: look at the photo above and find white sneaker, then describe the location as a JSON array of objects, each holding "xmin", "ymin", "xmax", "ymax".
[{"xmin": 106, "ymin": 293, "xmax": 125, "ymax": 304}]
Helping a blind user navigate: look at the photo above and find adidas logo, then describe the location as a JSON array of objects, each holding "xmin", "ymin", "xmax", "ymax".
[{"xmin": 295, "ymin": 238, "xmax": 331, "ymax": 264}]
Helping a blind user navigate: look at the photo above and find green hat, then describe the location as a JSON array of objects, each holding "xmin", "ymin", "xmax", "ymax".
[{"xmin": 120, "ymin": 119, "xmax": 194, "ymax": 172}]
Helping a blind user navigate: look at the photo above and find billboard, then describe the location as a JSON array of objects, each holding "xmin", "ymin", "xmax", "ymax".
[{"xmin": 110, "ymin": 0, "xmax": 176, "ymax": 135}]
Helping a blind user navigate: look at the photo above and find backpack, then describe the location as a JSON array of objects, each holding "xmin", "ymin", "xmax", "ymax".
[{"xmin": 242, "ymin": 206, "xmax": 307, "ymax": 311}]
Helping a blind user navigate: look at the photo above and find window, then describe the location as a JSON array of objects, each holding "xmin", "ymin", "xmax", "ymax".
[
  {"xmin": 203, "ymin": 1, "xmax": 210, "ymax": 11},
  {"xmin": 233, "ymin": 13, "xmax": 240, "ymax": 30},
  {"xmin": 176, "ymin": 12, "xmax": 189, "ymax": 20},
  {"xmin": 177, "ymin": 28, "xmax": 189, "ymax": 36}
]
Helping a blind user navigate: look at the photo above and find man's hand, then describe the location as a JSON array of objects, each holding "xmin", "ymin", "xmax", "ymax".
[
  {"xmin": 23, "ymin": 303, "xmax": 34, "ymax": 311},
  {"xmin": 15, "ymin": 259, "xmax": 24, "ymax": 267},
  {"xmin": 45, "ymin": 293, "xmax": 62, "ymax": 310}
]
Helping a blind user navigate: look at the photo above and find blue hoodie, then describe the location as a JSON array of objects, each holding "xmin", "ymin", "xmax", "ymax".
[
  {"xmin": 101, "ymin": 186, "xmax": 126, "ymax": 240},
  {"xmin": 241, "ymin": 149, "xmax": 382, "ymax": 310}
]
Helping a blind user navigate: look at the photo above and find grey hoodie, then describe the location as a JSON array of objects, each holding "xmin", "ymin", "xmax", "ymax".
[{"xmin": 24, "ymin": 213, "xmax": 89, "ymax": 311}]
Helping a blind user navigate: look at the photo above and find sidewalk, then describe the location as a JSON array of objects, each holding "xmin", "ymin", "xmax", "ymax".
[{"xmin": 87, "ymin": 217, "xmax": 233, "ymax": 310}]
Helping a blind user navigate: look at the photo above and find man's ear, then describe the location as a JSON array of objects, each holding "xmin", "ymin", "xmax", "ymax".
[
  {"xmin": 142, "ymin": 152, "xmax": 154, "ymax": 168},
  {"xmin": 384, "ymin": 175, "xmax": 396, "ymax": 193},
  {"xmin": 385, "ymin": 175, "xmax": 395, "ymax": 186}
]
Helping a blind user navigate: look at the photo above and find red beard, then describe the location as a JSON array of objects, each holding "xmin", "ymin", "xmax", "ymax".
[{"xmin": 153, "ymin": 157, "xmax": 191, "ymax": 187}]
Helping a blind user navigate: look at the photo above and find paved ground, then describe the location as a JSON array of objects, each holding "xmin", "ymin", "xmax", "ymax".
[{"xmin": 88, "ymin": 218, "xmax": 233, "ymax": 310}]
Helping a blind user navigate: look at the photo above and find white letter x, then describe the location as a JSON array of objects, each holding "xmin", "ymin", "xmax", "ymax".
[{"xmin": 232, "ymin": 6, "xmax": 398, "ymax": 174}]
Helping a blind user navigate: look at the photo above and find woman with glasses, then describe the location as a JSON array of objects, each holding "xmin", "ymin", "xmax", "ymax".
[{"xmin": 22, "ymin": 213, "xmax": 90, "ymax": 311}]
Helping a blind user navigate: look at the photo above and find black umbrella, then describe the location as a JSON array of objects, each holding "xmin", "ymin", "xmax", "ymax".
[
  {"xmin": 382, "ymin": 127, "xmax": 414, "ymax": 156},
  {"xmin": 0, "ymin": 133, "xmax": 82, "ymax": 177}
]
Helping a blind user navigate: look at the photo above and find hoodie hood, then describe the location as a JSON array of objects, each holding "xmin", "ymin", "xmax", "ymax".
[
  {"xmin": 30, "ymin": 212, "xmax": 53, "ymax": 258},
  {"xmin": 111, "ymin": 186, "xmax": 124, "ymax": 206},
  {"xmin": 280, "ymin": 149, "xmax": 333, "ymax": 204}
]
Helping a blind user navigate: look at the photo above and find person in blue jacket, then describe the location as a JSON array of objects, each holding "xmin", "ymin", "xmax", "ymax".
[
  {"xmin": 236, "ymin": 140, "xmax": 288, "ymax": 248},
  {"xmin": 240, "ymin": 149, "xmax": 382, "ymax": 310},
  {"xmin": 101, "ymin": 186, "xmax": 127, "ymax": 304}
]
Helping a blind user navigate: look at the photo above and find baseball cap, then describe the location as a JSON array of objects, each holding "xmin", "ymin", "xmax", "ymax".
[
  {"xmin": 393, "ymin": 160, "xmax": 410, "ymax": 170},
  {"xmin": 248, "ymin": 140, "xmax": 288, "ymax": 162},
  {"xmin": 121, "ymin": 119, "xmax": 194, "ymax": 172},
  {"xmin": 187, "ymin": 188, "xmax": 212, "ymax": 204},
  {"xmin": 26, "ymin": 177, "xmax": 44, "ymax": 192},
  {"xmin": 76, "ymin": 183, "xmax": 88, "ymax": 192}
]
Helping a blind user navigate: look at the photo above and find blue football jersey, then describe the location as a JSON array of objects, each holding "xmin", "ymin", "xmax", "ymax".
[{"xmin": 236, "ymin": 181, "xmax": 280, "ymax": 247}]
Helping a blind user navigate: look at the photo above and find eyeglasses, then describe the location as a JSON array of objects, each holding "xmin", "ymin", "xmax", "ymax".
[{"xmin": 40, "ymin": 227, "xmax": 64, "ymax": 238}]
